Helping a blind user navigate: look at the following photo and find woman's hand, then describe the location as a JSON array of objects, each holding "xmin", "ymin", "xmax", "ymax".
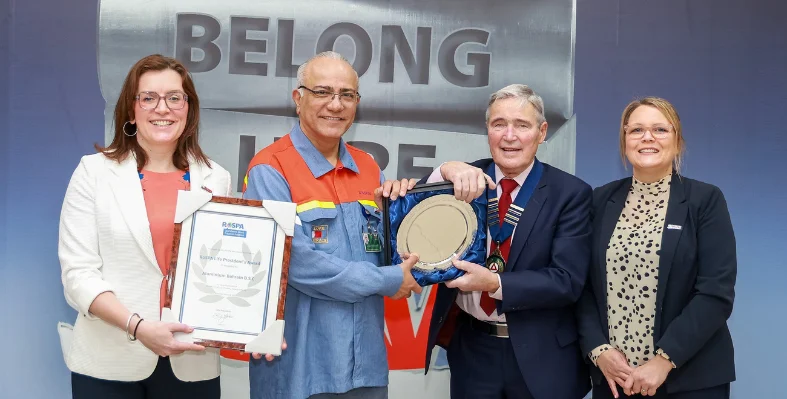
[
  {"xmin": 623, "ymin": 355, "xmax": 673, "ymax": 396},
  {"xmin": 134, "ymin": 319, "xmax": 206, "ymax": 357},
  {"xmin": 596, "ymin": 348, "xmax": 634, "ymax": 398}
]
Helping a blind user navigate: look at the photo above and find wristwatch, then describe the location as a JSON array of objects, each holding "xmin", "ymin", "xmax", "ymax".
[{"xmin": 656, "ymin": 348, "xmax": 677, "ymax": 368}]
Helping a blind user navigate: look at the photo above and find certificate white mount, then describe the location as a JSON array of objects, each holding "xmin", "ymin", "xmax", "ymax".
[{"xmin": 162, "ymin": 192, "xmax": 294, "ymax": 356}]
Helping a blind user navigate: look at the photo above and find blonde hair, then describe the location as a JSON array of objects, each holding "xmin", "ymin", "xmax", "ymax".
[{"xmin": 619, "ymin": 97, "xmax": 686, "ymax": 175}]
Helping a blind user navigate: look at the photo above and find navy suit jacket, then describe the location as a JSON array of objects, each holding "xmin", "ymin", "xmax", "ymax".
[
  {"xmin": 424, "ymin": 158, "xmax": 592, "ymax": 399},
  {"xmin": 576, "ymin": 174, "xmax": 736, "ymax": 393}
]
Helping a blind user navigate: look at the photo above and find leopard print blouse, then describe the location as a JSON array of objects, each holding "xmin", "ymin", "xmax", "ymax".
[{"xmin": 590, "ymin": 174, "xmax": 670, "ymax": 367}]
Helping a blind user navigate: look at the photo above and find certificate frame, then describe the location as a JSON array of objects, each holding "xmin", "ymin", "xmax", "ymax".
[{"xmin": 164, "ymin": 196, "xmax": 293, "ymax": 352}]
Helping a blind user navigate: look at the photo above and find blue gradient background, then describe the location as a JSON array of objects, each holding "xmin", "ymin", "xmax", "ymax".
[
  {"xmin": 1, "ymin": 0, "xmax": 785, "ymax": 398},
  {"xmin": 575, "ymin": 2, "xmax": 787, "ymax": 398}
]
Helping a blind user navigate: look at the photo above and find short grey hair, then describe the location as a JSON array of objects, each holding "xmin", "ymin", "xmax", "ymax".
[
  {"xmin": 296, "ymin": 51, "xmax": 359, "ymax": 95},
  {"xmin": 485, "ymin": 84, "xmax": 546, "ymax": 125}
]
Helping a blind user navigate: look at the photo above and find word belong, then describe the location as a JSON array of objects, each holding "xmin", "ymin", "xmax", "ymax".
[{"xmin": 175, "ymin": 14, "xmax": 491, "ymax": 88}]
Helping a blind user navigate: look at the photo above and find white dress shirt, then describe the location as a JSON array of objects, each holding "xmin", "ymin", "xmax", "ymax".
[{"xmin": 426, "ymin": 161, "xmax": 534, "ymax": 322}]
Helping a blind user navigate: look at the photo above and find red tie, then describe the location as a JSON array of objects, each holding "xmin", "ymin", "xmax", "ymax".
[{"xmin": 480, "ymin": 178, "xmax": 519, "ymax": 316}]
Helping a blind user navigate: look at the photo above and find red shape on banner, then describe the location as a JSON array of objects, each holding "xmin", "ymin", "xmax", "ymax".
[
  {"xmin": 385, "ymin": 287, "xmax": 437, "ymax": 370},
  {"xmin": 221, "ymin": 349, "xmax": 249, "ymax": 361}
]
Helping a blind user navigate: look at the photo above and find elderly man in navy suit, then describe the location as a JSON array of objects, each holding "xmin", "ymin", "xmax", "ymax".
[{"xmin": 423, "ymin": 84, "xmax": 592, "ymax": 399}]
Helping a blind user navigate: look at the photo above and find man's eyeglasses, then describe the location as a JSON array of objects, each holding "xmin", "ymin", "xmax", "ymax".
[
  {"xmin": 298, "ymin": 86, "xmax": 361, "ymax": 103},
  {"xmin": 624, "ymin": 124, "xmax": 673, "ymax": 139},
  {"xmin": 135, "ymin": 91, "xmax": 189, "ymax": 110}
]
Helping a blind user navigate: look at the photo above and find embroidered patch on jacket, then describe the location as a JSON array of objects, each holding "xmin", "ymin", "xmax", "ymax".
[{"xmin": 312, "ymin": 225, "xmax": 328, "ymax": 244}]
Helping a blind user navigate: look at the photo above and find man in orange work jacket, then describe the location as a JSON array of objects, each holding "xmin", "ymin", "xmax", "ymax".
[{"xmin": 243, "ymin": 51, "xmax": 421, "ymax": 399}]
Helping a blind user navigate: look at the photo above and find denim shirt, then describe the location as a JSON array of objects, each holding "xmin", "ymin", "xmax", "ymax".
[{"xmin": 244, "ymin": 124, "xmax": 403, "ymax": 399}]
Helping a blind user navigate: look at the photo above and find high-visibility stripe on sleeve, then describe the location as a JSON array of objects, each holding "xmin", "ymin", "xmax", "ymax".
[
  {"xmin": 358, "ymin": 200, "xmax": 378, "ymax": 209},
  {"xmin": 296, "ymin": 200, "xmax": 337, "ymax": 213}
]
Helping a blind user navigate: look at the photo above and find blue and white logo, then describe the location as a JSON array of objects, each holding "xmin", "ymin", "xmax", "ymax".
[{"xmin": 222, "ymin": 221, "xmax": 247, "ymax": 238}]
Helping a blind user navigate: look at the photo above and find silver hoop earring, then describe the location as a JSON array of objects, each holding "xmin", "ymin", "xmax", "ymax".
[{"xmin": 123, "ymin": 122, "xmax": 137, "ymax": 137}]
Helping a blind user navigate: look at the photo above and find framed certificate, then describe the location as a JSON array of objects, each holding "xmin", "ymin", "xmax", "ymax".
[
  {"xmin": 382, "ymin": 181, "xmax": 487, "ymax": 286},
  {"xmin": 162, "ymin": 192, "xmax": 296, "ymax": 355}
]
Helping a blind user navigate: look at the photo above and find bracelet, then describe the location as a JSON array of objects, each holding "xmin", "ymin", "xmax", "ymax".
[
  {"xmin": 656, "ymin": 348, "xmax": 677, "ymax": 368},
  {"xmin": 125, "ymin": 312, "xmax": 140, "ymax": 341},
  {"xmin": 132, "ymin": 318, "xmax": 144, "ymax": 341}
]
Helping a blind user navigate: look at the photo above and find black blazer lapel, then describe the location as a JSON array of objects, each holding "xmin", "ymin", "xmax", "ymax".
[
  {"xmin": 654, "ymin": 174, "xmax": 688, "ymax": 337},
  {"xmin": 506, "ymin": 180, "xmax": 547, "ymax": 271}
]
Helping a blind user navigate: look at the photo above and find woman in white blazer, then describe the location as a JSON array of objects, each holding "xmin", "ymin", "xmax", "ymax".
[{"xmin": 59, "ymin": 54, "xmax": 231, "ymax": 398}]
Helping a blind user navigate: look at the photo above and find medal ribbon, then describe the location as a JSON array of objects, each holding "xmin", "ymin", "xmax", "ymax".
[{"xmin": 485, "ymin": 159, "xmax": 543, "ymax": 244}]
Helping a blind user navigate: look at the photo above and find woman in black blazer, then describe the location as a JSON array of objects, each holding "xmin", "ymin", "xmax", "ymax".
[{"xmin": 577, "ymin": 97, "xmax": 736, "ymax": 398}]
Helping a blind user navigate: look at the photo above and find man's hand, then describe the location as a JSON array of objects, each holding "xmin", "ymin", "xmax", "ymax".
[
  {"xmin": 374, "ymin": 178, "xmax": 417, "ymax": 209},
  {"xmin": 623, "ymin": 355, "xmax": 672, "ymax": 396},
  {"xmin": 250, "ymin": 339, "xmax": 288, "ymax": 362},
  {"xmin": 596, "ymin": 348, "xmax": 634, "ymax": 398},
  {"xmin": 391, "ymin": 253, "xmax": 423, "ymax": 300},
  {"xmin": 439, "ymin": 162, "xmax": 495, "ymax": 203},
  {"xmin": 444, "ymin": 259, "xmax": 500, "ymax": 292}
]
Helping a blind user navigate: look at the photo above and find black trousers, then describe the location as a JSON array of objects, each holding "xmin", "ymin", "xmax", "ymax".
[
  {"xmin": 71, "ymin": 356, "xmax": 220, "ymax": 399},
  {"xmin": 447, "ymin": 317, "xmax": 534, "ymax": 399},
  {"xmin": 591, "ymin": 383, "xmax": 730, "ymax": 399}
]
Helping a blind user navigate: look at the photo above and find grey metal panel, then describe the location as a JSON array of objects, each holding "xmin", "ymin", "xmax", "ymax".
[{"xmin": 98, "ymin": 0, "xmax": 575, "ymax": 137}]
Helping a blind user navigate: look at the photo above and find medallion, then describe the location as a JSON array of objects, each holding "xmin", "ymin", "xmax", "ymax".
[{"xmin": 485, "ymin": 247, "xmax": 506, "ymax": 273}]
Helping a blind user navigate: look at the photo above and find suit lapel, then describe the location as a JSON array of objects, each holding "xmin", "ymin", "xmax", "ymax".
[
  {"xmin": 506, "ymin": 181, "xmax": 547, "ymax": 271},
  {"xmin": 654, "ymin": 174, "xmax": 687, "ymax": 334},
  {"xmin": 107, "ymin": 155, "xmax": 160, "ymax": 271},
  {"xmin": 597, "ymin": 180, "xmax": 630, "ymax": 295}
]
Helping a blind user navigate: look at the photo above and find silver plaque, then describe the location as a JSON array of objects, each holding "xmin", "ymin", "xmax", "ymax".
[{"xmin": 396, "ymin": 195, "xmax": 477, "ymax": 271}]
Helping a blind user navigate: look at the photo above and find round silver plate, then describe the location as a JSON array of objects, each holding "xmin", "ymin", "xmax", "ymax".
[{"xmin": 396, "ymin": 194, "xmax": 477, "ymax": 271}]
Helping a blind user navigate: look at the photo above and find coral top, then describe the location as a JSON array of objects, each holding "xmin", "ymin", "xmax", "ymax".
[{"xmin": 138, "ymin": 169, "xmax": 190, "ymax": 311}]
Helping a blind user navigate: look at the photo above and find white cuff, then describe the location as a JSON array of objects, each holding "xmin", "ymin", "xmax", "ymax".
[
  {"xmin": 73, "ymin": 281, "xmax": 113, "ymax": 320},
  {"xmin": 426, "ymin": 163, "xmax": 447, "ymax": 184},
  {"xmin": 489, "ymin": 274, "xmax": 503, "ymax": 300}
]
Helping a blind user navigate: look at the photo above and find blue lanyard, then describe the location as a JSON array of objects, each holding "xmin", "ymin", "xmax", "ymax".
[{"xmin": 485, "ymin": 159, "xmax": 543, "ymax": 244}]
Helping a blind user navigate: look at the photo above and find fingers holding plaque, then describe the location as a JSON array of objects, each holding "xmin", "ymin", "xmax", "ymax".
[{"xmin": 383, "ymin": 182, "xmax": 487, "ymax": 286}]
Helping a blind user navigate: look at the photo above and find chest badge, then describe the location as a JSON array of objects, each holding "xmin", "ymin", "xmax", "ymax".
[{"xmin": 312, "ymin": 225, "xmax": 328, "ymax": 244}]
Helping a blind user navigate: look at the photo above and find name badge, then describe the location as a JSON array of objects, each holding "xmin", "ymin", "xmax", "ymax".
[
  {"xmin": 667, "ymin": 224, "xmax": 682, "ymax": 230},
  {"xmin": 361, "ymin": 205, "xmax": 382, "ymax": 253},
  {"xmin": 363, "ymin": 231, "xmax": 382, "ymax": 253}
]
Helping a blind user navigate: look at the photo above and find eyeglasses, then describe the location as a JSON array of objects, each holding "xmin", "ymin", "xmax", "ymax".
[
  {"xmin": 624, "ymin": 124, "xmax": 673, "ymax": 139},
  {"xmin": 135, "ymin": 91, "xmax": 189, "ymax": 110},
  {"xmin": 298, "ymin": 86, "xmax": 361, "ymax": 103}
]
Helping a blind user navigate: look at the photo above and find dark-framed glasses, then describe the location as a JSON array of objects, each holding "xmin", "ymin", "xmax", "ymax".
[
  {"xmin": 135, "ymin": 91, "xmax": 189, "ymax": 110},
  {"xmin": 624, "ymin": 124, "xmax": 673, "ymax": 139},
  {"xmin": 298, "ymin": 86, "xmax": 360, "ymax": 103}
]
